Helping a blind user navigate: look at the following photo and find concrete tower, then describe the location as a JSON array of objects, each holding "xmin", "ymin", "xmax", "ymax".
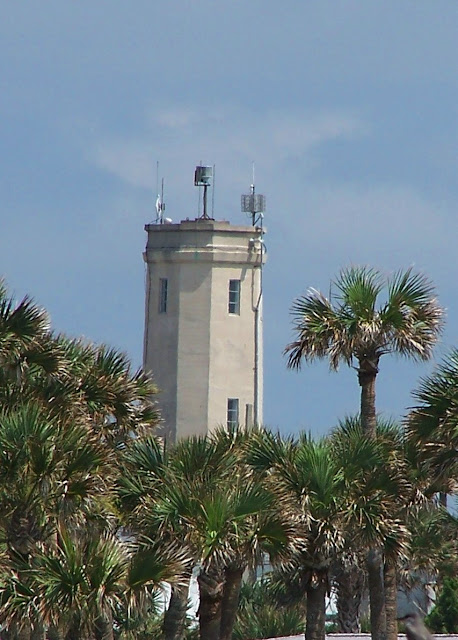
[{"xmin": 143, "ymin": 177, "xmax": 265, "ymax": 441}]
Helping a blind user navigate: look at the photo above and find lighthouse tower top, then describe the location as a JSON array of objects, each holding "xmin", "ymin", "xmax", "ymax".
[{"xmin": 144, "ymin": 217, "xmax": 264, "ymax": 264}]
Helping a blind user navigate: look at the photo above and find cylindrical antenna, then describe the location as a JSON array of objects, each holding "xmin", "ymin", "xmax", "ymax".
[
  {"xmin": 194, "ymin": 165, "xmax": 213, "ymax": 219},
  {"xmin": 160, "ymin": 178, "xmax": 165, "ymax": 224},
  {"xmin": 154, "ymin": 163, "xmax": 165, "ymax": 224}
]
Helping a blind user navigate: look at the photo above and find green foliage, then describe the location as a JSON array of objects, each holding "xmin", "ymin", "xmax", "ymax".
[
  {"xmin": 0, "ymin": 282, "xmax": 177, "ymax": 640},
  {"xmin": 232, "ymin": 580, "xmax": 305, "ymax": 640},
  {"xmin": 114, "ymin": 607, "xmax": 199, "ymax": 640},
  {"xmin": 0, "ymin": 275, "xmax": 455, "ymax": 640},
  {"xmin": 425, "ymin": 577, "xmax": 458, "ymax": 633},
  {"xmin": 408, "ymin": 349, "xmax": 458, "ymax": 494}
]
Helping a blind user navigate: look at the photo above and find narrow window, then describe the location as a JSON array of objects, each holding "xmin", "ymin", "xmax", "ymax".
[
  {"xmin": 228, "ymin": 279, "xmax": 241, "ymax": 314},
  {"xmin": 158, "ymin": 278, "xmax": 168, "ymax": 313},
  {"xmin": 227, "ymin": 398, "xmax": 239, "ymax": 427}
]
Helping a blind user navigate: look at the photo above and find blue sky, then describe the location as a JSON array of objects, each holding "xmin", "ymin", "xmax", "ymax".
[{"xmin": 1, "ymin": 2, "xmax": 457, "ymax": 436}]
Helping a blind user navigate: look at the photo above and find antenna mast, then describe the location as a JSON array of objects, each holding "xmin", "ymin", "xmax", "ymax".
[
  {"xmin": 241, "ymin": 166, "xmax": 266, "ymax": 428},
  {"xmin": 241, "ymin": 164, "xmax": 266, "ymax": 227},
  {"xmin": 155, "ymin": 162, "xmax": 166, "ymax": 224},
  {"xmin": 194, "ymin": 165, "xmax": 213, "ymax": 219}
]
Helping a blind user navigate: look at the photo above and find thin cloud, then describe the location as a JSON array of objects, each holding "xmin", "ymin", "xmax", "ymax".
[{"xmin": 91, "ymin": 106, "xmax": 368, "ymax": 191}]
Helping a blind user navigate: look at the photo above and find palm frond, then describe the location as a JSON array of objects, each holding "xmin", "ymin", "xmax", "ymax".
[
  {"xmin": 335, "ymin": 266, "xmax": 382, "ymax": 320},
  {"xmin": 286, "ymin": 289, "xmax": 349, "ymax": 370},
  {"xmin": 407, "ymin": 349, "xmax": 458, "ymax": 488}
]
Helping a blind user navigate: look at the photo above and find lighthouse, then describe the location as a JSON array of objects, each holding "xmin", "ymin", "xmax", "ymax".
[{"xmin": 143, "ymin": 167, "xmax": 266, "ymax": 441}]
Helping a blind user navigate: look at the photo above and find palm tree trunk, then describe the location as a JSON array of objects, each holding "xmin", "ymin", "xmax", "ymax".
[
  {"xmin": 64, "ymin": 615, "xmax": 81, "ymax": 640},
  {"xmin": 367, "ymin": 548, "xmax": 386, "ymax": 640},
  {"xmin": 30, "ymin": 622, "xmax": 45, "ymax": 640},
  {"xmin": 47, "ymin": 625, "xmax": 65, "ymax": 640},
  {"xmin": 219, "ymin": 565, "xmax": 244, "ymax": 640},
  {"xmin": 384, "ymin": 560, "xmax": 398, "ymax": 640},
  {"xmin": 163, "ymin": 574, "xmax": 192, "ymax": 640},
  {"xmin": 94, "ymin": 613, "xmax": 114, "ymax": 640},
  {"xmin": 7, "ymin": 623, "xmax": 31, "ymax": 640},
  {"xmin": 334, "ymin": 560, "xmax": 364, "ymax": 632},
  {"xmin": 197, "ymin": 564, "xmax": 225, "ymax": 640},
  {"xmin": 358, "ymin": 366, "xmax": 378, "ymax": 438},
  {"xmin": 305, "ymin": 576, "xmax": 327, "ymax": 640},
  {"xmin": 359, "ymin": 364, "xmax": 386, "ymax": 640}
]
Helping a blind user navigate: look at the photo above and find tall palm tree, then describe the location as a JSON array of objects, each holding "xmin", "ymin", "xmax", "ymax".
[
  {"xmin": 286, "ymin": 266, "xmax": 443, "ymax": 437},
  {"xmin": 285, "ymin": 266, "xmax": 443, "ymax": 640}
]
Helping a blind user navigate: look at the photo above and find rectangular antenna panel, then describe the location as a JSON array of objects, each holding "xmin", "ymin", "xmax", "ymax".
[{"xmin": 241, "ymin": 194, "xmax": 266, "ymax": 213}]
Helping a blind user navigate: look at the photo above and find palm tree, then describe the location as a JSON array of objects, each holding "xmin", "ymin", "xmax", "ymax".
[
  {"xmin": 0, "ymin": 283, "xmax": 162, "ymax": 640},
  {"xmin": 118, "ymin": 427, "xmax": 296, "ymax": 640},
  {"xmin": 331, "ymin": 552, "xmax": 366, "ymax": 633},
  {"xmin": 286, "ymin": 266, "xmax": 443, "ymax": 437},
  {"xmin": 407, "ymin": 349, "xmax": 458, "ymax": 503},
  {"xmin": 204, "ymin": 427, "xmax": 297, "ymax": 640},
  {"xmin": 0, "ymin": 402, "xmax": 111, "ymax": 556},
  {"xmin": 0, "ymin": 400, "xmax": 118, "ymax": 640},
  {"xmin": 232, "ymin": 579, "xmax": 306, "ymax": 640},
  {"xmin": 247, "ymin": 429, "xmax": 348, "ymax": 640},
  {"xmin": 194, "ymin": 473, "xmax": 295, "ymax": 640},
  {"xmin": 396, "ymin": 506, "xmax": 458, "ymax": 623},
  {"xmin": 117, "ymin": 432, "xmax": 235, "ymax": 640},
  {"xmin": 0, "ymin": 280, "xmax": 51, "ymax": 373},
  {"xmin": 330, "ymin": 417, "xmax": 414, "ymax": 640},
  {"xmin": 0, "ymin": 281, "xmax": 64, "ymax": 419},
  {"xmin": 285, "ymin": 266, "xmax": 443, "ymax": 640},
  {"xmin": 0, "ymin": 311, "xmax": 159, "ymax": 446},
  {"xmin": 0, "ymin": 525, "xmax": 188, "ymax": 640}
]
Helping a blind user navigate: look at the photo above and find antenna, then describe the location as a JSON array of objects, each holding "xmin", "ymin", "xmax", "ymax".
[
  {"xmin": 194, "ymin": 165, "xmax": 213, "ymax": 219},
  {"xmin": 154, "ymin": 162, "xmax": 166, "ymax": 224},
  {"xmin": 241, "ymin": 164, "xmax": 267, "ymax": 429},
  {"xmin": 211, "ymin": 164, "xmax": 216, "ymax": 218},
  {"xmin": 241, "ymin": 164, "xmax": 266, "ymax": 226}
]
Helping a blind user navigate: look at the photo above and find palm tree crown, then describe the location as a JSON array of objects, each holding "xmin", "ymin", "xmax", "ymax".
[{"xmin": 285, "ymin": 266, "xmax": 444, "ymax": 436}]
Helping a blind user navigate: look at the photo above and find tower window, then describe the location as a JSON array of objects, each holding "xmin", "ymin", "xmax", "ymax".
[
  {"xmin": 158, "ymin": 278, "xmax": 168, "ymax": 313},
  {"xmin": 227, "ymin": 398, "xmax": 239, "ymax": 427},
  {"xmin": 228, "ymin": 279, "xmax": 241, "ymax": 314}
]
